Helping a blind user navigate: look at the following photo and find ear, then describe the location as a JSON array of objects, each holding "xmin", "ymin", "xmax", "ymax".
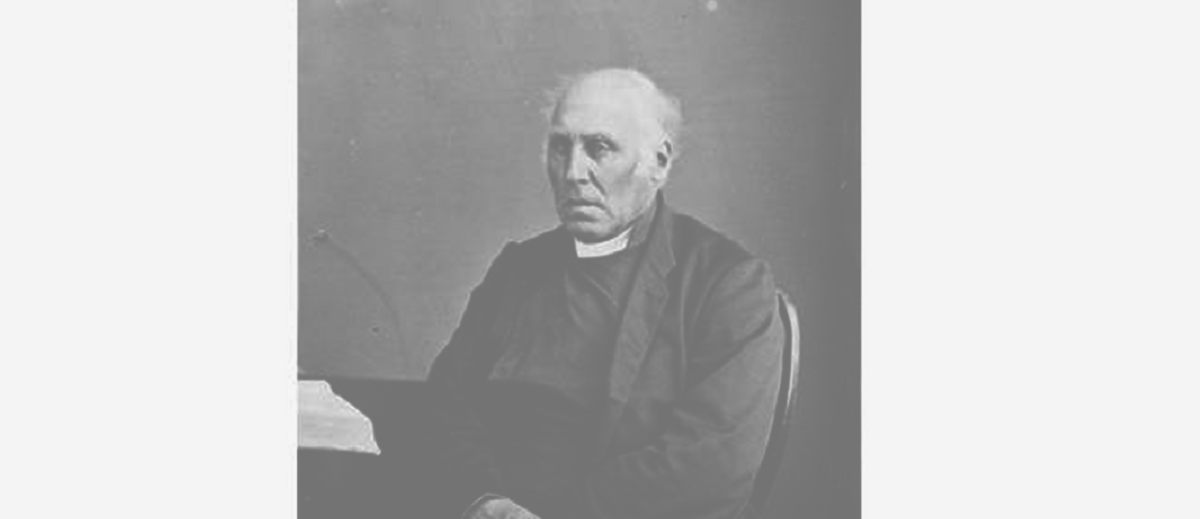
[{"xmin": 649, "ymin": 139, "xmax": 673, "ymax": 186}]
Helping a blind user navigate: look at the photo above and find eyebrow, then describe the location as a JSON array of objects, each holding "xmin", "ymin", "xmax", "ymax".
[{"xmin": 549, "ymin": 130, "xmax": 619, "ymax": 144}]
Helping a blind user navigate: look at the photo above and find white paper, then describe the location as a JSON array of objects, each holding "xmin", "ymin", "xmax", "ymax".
[{"xmin": 298, "ymin": 380, "xmax": 381, "ymax": 454}]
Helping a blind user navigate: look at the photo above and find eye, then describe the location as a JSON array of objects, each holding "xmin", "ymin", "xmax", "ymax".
[
  {"xmin": 583, "ymin": 137, "xmax": 617, "ymax": 160},
  {"xmin": 547, "ymin": 134, "xmax": 572, "ymax": 164},
  {"xmin": 547, "ymin": 134, "xmax": 571, "ymax": 155}
]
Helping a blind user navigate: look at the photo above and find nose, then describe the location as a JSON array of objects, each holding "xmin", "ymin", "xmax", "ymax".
[{"xmin": 564, "ymin": 142, "xmax": 592, "ymax": 185}]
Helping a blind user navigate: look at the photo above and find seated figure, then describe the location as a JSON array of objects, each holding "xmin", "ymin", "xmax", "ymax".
[{"xmin": 423, "ymin": 68, "xmax": 784, "ymax": 519}]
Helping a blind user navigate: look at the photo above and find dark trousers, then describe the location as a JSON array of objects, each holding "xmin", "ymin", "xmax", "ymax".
[
  {"xmin": 300, "ymin": 379, "xmax": 484, "ymax": 519},
  {"xmin": 299, "ymin": 379, "xmax": 589, "ymax": 519}
]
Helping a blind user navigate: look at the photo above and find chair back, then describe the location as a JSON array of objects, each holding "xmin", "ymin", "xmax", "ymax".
[{"xmin": 741, "ymin": 290, "xmax": 801, "ymax": 519}]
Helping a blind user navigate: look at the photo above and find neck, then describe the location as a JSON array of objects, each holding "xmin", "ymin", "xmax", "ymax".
[{"xmin": 573, "ymin": 195, "xmax": 659, "ymax": 258}]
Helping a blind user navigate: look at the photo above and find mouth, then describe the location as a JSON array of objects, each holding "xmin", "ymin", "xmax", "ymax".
[
  {"xmin": 560, "ymin": 199, "xmax": 604, "ymax": 221},
  {"xmin": 563, "ymin": 199, "xmax": 602, "ymax": 210}
]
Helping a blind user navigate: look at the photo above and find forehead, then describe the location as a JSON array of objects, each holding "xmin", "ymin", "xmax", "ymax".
[{"xmin": 550, "ymin": 82, "xmax": 655, "ymax": 143}]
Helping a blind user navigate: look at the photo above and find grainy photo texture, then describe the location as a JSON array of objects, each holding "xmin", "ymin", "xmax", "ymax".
[{"xmin": 298, "ymin": 1, "xmax": 858, "ymax": 518}]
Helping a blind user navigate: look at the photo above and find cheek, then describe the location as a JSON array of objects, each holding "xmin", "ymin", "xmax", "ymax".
[
  {"xmin": 546, "ymin": 163, "xmax": 565, "ymax": 190},
  {"xmin": 603, "ymin": 158, "xmax": 641, "ymax": 191},
  {"xmin": 619, "ymin": 162, "xmax": 656, "ymax": 201}
]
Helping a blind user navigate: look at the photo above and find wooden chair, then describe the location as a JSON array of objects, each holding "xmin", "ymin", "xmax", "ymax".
[{"xmin": 741, "ymin": 290, "xmax": 802, "ymax": 519}]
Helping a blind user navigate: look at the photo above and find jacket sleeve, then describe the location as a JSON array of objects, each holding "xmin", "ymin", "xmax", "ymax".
[
  {"xmin": 425, "ymin": 243, "xmax": 520, "ymax": 513},
  {"xmin": 581, "ymin": 257, "xmax": 785, "ymax": 519}
]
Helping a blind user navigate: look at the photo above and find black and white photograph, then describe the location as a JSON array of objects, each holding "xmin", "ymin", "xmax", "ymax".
[
  {"xmin": 7, "ymin": 2, "xmax": 1198, "ymax": 518},
  {"xmin": 297, "ymin": 1, "xmax": 858, "ymax": 518}
]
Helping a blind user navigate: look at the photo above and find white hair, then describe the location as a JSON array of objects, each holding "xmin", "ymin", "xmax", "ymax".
[{"xmin": 541, "ymin": 68, "xmax": 684, "ymax": 155}]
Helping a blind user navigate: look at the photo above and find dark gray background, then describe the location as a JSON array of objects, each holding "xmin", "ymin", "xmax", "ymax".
[{"xmin": 299, "ymin": 0, "xmax": 858, "ymax": 516}]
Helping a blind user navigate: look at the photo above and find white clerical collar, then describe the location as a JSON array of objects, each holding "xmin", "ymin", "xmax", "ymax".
[{"xmin": 574, "ymin": 227, "xmax": 632, "ymax": 258}]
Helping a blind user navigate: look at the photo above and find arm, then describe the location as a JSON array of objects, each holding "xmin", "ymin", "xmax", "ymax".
[
  {"xmin": 581, "ymin": 258, "xmax": 784, "ymax": 519},
  {"xmin": 425, "ymin": 243, "xmax": 520, "ymax": 516}
]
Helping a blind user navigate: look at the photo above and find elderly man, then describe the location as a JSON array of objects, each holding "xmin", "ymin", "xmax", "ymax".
[{"xmin": 424, "ymin": 68, "xmax": 784, "ymax": 519}]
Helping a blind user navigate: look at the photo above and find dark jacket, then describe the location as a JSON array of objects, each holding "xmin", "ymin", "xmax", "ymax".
[{"xmin": 427, "ymin": 194, "xmax": 784, "ymax": 519}]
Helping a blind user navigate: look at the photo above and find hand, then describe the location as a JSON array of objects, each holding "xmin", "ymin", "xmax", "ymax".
[{"xmin": 467, "ymin": 497, "xmax": 541, "ymax": 519}]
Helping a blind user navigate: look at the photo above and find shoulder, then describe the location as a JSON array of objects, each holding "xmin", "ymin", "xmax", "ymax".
[
  {"xmin": 491, "ymin": 225, "xmax": 568, "ymax": 269},
  {"xmin": 668, "ymin": 211, "xmax": 775, "ymax": 294},
  {"xmin": 472, "ymin": 226, "xmax": 571, "ymax": 294},
  {"xmin": 666, "ymin": 212, "xmax": 782, "ymax": 383}
]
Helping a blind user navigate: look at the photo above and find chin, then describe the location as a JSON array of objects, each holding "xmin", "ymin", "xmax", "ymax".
[{"xmin": 563, "ymin": 220, "xmax": 615, "ymax": 243}]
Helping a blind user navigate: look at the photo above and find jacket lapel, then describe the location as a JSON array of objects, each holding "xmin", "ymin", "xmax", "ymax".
[{"xmin": 596, "ymin": 193, "xmax": 676, "ymax": 452}]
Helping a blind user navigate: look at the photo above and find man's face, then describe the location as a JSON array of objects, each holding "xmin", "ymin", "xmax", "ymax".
[{"xmin": 546, "ymin": 83, "xmax": 665, "ymax": 243}]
